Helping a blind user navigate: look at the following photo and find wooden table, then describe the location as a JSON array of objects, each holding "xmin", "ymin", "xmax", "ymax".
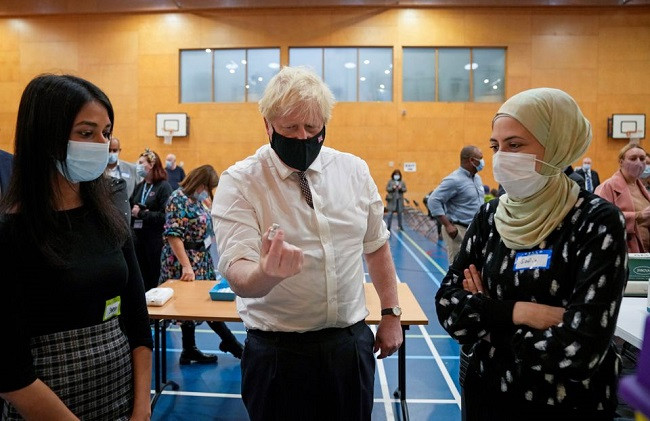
[{"xmin": 148, "ymin": 280, "xmax": 428, "ymax": 420}]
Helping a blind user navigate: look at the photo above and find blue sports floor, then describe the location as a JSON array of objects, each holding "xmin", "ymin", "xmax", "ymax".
[{"xmin": 150, "ymin": 210, "xmax": 461, "ymax": 420}]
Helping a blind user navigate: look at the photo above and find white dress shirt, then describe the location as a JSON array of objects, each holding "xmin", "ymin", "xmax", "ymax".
[{"xmin": 212, "ymin": 144, "xmax": 389, "ymax": 332}]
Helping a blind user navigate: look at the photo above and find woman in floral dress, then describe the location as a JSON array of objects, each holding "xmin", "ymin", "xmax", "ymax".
[{"xmin": 160, "ymin": 165, "xmax": 243, "ymax": 364}]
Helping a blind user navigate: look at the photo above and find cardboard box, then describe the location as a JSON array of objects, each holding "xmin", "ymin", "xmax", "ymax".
[
  {"xmin": 628, "ymin": 253, "xmax": 650, "ymax": 281},
  {"xmin": 209, "ymin": 279, "xmax": 236, "ymax": 301}
]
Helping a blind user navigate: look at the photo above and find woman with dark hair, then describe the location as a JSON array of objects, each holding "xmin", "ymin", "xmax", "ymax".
[
  {"xmin": 0, "ymin": 74, "xmax": 152, "ymax": 420},
  {"xmin": 385, "ymin": 169, "xmax": 407, "ymax": 231},
  {"xmin": 130, "ymin": 148, "xmax": 172, "ymax": 292},
  {"xmin": 160, "ymin": 165, "xmax": 243, "ymax": 363}
]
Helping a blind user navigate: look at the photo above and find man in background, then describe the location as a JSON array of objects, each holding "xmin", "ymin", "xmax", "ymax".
[
  {"xmin": 0, "ymin": 149, "xmax": 12, "ymax": 198},
  {"xmin": 105, "ymin": 136, "xmax": 140, "ymax": 197},
  {"xmin": 575, "ymin": 156, "xmax": 600, "ymax": 193},
  {"xmin": 427, "ymin": 145, "xmax": 485, "ymax": 265},
  {"xmin": 165, "ymin": 153, "xmax": 185, "ymax": 190}
]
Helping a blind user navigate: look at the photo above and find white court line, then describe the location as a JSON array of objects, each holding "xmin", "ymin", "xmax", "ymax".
[
  {"xmin": 370, "ymin": 324, "xmax": 396, "ymax": 420},
  {"xmin": 151, "ymin": 390, "xmax": 241, "ymax": 398},
  {"xmin": 393, "ymin": 234, "xmax": 462, "ymax": 408}
]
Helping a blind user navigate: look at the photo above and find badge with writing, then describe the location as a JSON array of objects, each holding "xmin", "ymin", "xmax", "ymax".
[
  {"xmin": 103, "ymin": 296, "xmax": 121, "ymax": 321},
  {"xmin": 513, "ymin": 250, "xmax": 552, "ymax": 271}
]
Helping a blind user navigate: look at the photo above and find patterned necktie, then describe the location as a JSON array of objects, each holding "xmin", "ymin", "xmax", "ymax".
[
  {"xmin": 297, "ymin": 171, "xmax": 313, "ymax": 208},
  {"xmin": 585, "ymin": 171, "xmax": 593, "ymax": 192}
]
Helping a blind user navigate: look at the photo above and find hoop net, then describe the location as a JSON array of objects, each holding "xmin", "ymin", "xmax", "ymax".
[
  {"xmin": 626, "ymin": 130, "xmax": 642, "ymax": 144},
  {"xmin": 163, "ymin": 129, "xmax": 177, "ymax": 145}
]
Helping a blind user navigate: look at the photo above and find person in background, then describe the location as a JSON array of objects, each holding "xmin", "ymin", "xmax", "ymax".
[
  {"xmin": 105, "ymin": 136, "xmax": 140, "ymax": 197},
  {"xmin": 427, "ymin": 145, "xmax": 485, "ymax": 264},
  {"xmin": 160, "ymin": 165, "xmax": 243, "ymax": 364},
  {"xmin": 575, "ymin": 156, "xmax": 600, "ymax": 193},
  {"xmin": 0, "ymin": 149, "xmax": 13, "ymax": 198},
  {"xmin": 483, "ymin": 185, "xmax": 495, "ymax": 202},
  {"xmin": 563, "ymin": 164, "xmax": 585, "ymax": 189},
  {"xmin": 385, "ymin": 168, "xmax": 407, "ymax": 231},
  {"xmin": 212, "ymin": 66, "xmax": 402, "ymax": 421},
  {"xmin": 595, "ymin": 143, "xmax": 650, "ymax": 253},
  {"xmin": 165, "ymin": 153, "xmax": 186, "ymax": 190},
  {"xmin": 436, "ymin": 88, "xmax": 626, "ymax": 420},
  {"xmin": 131, "ymin": 149, "xmax": 172, "ymax": 291},
  {"xmin": 0, "ymin": 74, "xmax": 152, "ymax": 420}
]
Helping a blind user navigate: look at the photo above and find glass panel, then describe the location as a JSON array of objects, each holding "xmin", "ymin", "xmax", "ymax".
[
  {"xmin": 358, "ymin": 48, "xmax": 392, "ymax": 102},
  {"xmin": 324, "ymin": 48, "xmax": 357, "ymax": 102},
  {"xmin": 247, "ymin": 48, "xmax": 281, "ymax": 103},
  {"xmin": 438, "ymin": 48, "xmax": 470, "ymax": 102},
  {"xmin": 289, "ymin": 48, "xmax": 323, "ymax": 78},
  {"xmin": 472, "ymin": 48, "xmax": 505, "ymax": 103},
  {"xmin": 214, "ymin": 49, "xmax": 245, "ymax": 103},
  {"xmin": 180, "ymin": 50, "xmax": 212, "ymax": 103},
  {"xmin": 402, "ymin": 48, "xmax": 435, "ymax": 102}
]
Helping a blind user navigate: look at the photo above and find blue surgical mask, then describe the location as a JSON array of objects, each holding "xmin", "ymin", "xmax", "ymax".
[
  {"xmin": 582, "ymin": 163, "xmax": 591, "ymax": 171},
  {"xmin": 108, "ymin": 152, "xmax": 119, "ymax": 165},
  {"xmin": 56, "ymin": 140, "xmax": 109, "ymax": 183},
  {"xmin": 393, "ymin": 175, "xmax": 400, "ymax": 181},
  {"xmin": 473, "ymin": 158, "xmax": 485, "ymax": 172},
  {"xmin": 165, "ymin": 160, "xmax": 173, "ymax": 170},
  {"xmin": 136, "ymin": 164, "xmax": 148, "ymax": 178},
  {"xmin": 641, "ymin": 165, "xmax": 650, "ymax": 179},
  {"xmin": 193, "ymin": 191, "xmax": 209, "ymax": 203}
]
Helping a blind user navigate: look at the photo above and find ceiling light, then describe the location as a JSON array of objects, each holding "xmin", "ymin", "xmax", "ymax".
[{"xmin": 344, "ymin": 62, "xmax": 356, "ymax": 69}]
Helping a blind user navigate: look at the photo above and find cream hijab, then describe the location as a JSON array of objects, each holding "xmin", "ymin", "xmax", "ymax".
[{"xmin": 494, "ymin": 88, "xmax": 592, "ymax": 250}]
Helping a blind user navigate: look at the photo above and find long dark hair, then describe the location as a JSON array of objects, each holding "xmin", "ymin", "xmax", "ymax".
[
  {"xmin": 180, "ymin": 165, "xmax": 219, "ymax": 199},
  {"xmin": 0, "ymin": 74, "xmax": 129, "ymax": 263}
]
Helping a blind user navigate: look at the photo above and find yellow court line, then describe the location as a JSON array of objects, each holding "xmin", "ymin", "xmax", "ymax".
[{"xmin": 400, "ymin": 231, "xmax": 448, "ymax": 275}]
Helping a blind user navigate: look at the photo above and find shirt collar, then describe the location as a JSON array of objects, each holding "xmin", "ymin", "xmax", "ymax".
[
  {"xmin": 458, "ymin": 166, "xmax": 473, "ymax": 177},
  {"xmin": 267, "ymin": 144, "xmax": 324, "ymax": 180}
]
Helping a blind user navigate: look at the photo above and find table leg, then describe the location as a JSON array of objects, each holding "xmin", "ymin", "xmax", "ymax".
[
  {"xmin": 393, "ymin": 325, "xmax": 410, "ymax": 421},
  {"xmin": 151, "ymin": 319, "xmax": 179, "ymax": 410}
]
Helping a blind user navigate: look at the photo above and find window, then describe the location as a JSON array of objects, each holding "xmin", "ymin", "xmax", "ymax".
[
  {"xmin": 180, "ymin": 48, "xmax": 280, "ymax": 103},
  {"xmin": 290, "ymin": 47, "xmax": 393, "ymax": 102},
  {"xmin": 403, "ymin": 47, "xmax": 505, "ymax": 102}
]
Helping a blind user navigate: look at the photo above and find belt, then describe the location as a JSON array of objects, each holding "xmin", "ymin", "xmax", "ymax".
[
  {"xmin": 450, "ymin": 221, "xmax": 469, "ymax": 228},
  {"xmin": 247, "ymin": 320, "xmax": 366, "ymax": 344},
  {"xmin": 184, "ymin": 241, "xmax": 206, "ymax": 251}
]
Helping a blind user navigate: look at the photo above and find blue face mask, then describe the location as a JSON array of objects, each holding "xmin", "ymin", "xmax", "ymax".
[
  {"xmin": 641, "ymin": 165, "xmax": 650, "ymax": 179},
  {"xmin": 473, "ymin": 158, "xmax": 485, "ymax": 172},
  {"xmin": 193, "ymin": 191, "xmax": 209, "ymax": 203},
  {"xmin": 108, "ymin": 152, "xmax": 119, "ymax": 165},
  {"xmin": 56, "ymin": 140, "xmax": 109, "ymax": 183},
  {"xmin": 582, "ymin": 163, "xmax": 591, "ymax": 171},
  {"xmin": 136, "ymin": 164, "xmax": 148, "ymax": 178},
  {"xmin": 165, "ymin": 160, "xmax": 173, "ymax": 170}
]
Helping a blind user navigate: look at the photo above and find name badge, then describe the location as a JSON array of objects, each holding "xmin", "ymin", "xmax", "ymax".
[
  {"xmin": 204, "ymin": 236, "xmax": 212, "ymax": 249},
  {"xmin": 133, "ymin": 219, "xmax": 143, "ymax": 229},
  {"xmin": 121, "ymin": 172, "xmax": 131, "ymax": 179},
  {"xmin": 103, "ymin": 296, "xmax": 121, "ymax": 321},
  {"xmin": 513, "ymin": 250, "xmax": 552, "ymax": 271}
]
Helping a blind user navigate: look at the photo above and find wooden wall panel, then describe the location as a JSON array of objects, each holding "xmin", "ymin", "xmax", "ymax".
[{"xmin": 0, "ymin": 7, "xmax": 648, "ymax": 202}]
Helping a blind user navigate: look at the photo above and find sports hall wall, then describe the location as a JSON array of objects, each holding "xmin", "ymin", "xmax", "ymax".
[{"xmin": 0, "ymin": 7, "xmax": 648, "ymax": 202}]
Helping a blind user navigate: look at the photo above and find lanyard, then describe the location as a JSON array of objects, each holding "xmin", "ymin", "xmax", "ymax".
[{"xmin": 141, "ymin": 183, "xmax": 154, "ymax": 204}]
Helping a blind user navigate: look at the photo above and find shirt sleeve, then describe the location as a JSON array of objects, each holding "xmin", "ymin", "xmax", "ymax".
[
  {"xmin": 0, "ymin": 223, "xmax": 37, "ymax": 392},
  {"xmin": 119, "ymin": 235, "xmax": 154, "ymax": 350},
  {"xmin": 163, "ymin": 192, "xmax": 188, "ymax": 239},
  {"xmin": 428, "ymin": 174, "xmax": 456, "ymax": 217}
]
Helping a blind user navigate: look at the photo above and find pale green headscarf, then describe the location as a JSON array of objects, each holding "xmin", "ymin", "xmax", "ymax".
[{"xmin": 494, "ymin": 88, "xmax": 592, "ymax": 250}]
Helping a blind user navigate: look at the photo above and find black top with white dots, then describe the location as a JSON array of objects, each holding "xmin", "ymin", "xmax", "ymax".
[{"xmin": 436, "ymin": 191, "xmax": 627, "ymax": 415}]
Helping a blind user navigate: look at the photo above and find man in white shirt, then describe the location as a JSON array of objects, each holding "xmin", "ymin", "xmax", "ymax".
[
  {"xmin": 212, "ymin": 67, "xmax": 402, "ymax": 421},
  {"xmin": 105, "ymin": 136, "xmax": 140, "ymax": 197}
]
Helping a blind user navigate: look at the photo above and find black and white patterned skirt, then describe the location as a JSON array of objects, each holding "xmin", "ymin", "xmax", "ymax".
[{"xmin": 2, "ymin": 317, "xmax": 134, "ymax": 420}]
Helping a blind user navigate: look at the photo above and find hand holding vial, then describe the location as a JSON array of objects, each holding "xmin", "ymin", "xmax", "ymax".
[{"xmin": 260, "ymin": 223, "xmax": 304, "ymax": 280}]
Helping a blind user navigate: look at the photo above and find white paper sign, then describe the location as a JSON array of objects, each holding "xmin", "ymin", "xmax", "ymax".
[{"xmin": 403, "ymin": 162, "xmax": 416, "ymax": 172}]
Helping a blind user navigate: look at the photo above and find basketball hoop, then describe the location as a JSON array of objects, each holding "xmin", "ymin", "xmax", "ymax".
[{"xmin": 163, "ymin": 129, "xmax": 177, "ymax": 145}]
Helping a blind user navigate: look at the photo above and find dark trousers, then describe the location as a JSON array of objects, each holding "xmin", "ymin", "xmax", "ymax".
[{"xmin": 241, "ymin": 321, "xmax": 375, "ymax": 421}]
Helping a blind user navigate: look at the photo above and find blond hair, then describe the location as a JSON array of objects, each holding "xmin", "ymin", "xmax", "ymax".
[
  {"xmin": 618, "ymin": 143, "xmax": 646, "ymax": 161},
  {"xmin": 258, "ymin": 66, "xmax": 336, "ymax": 125}
]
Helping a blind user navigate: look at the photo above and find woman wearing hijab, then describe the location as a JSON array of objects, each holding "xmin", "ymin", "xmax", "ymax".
[
  {"xmin": 385, "ymin": 169, "xmax": 407, "ymax": 231},
  {"xmin": 436, "ymin": 88, "xmax": 627, "ymax": 420},
  {"xmin": 595, "ymin": 143, "xmax": 650, "ymax": 252}
]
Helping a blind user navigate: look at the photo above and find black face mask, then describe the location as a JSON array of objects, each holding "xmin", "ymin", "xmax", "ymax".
[{"xmin": 270, "ymin": 126, "xmax": 325, "ymax": 171}]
